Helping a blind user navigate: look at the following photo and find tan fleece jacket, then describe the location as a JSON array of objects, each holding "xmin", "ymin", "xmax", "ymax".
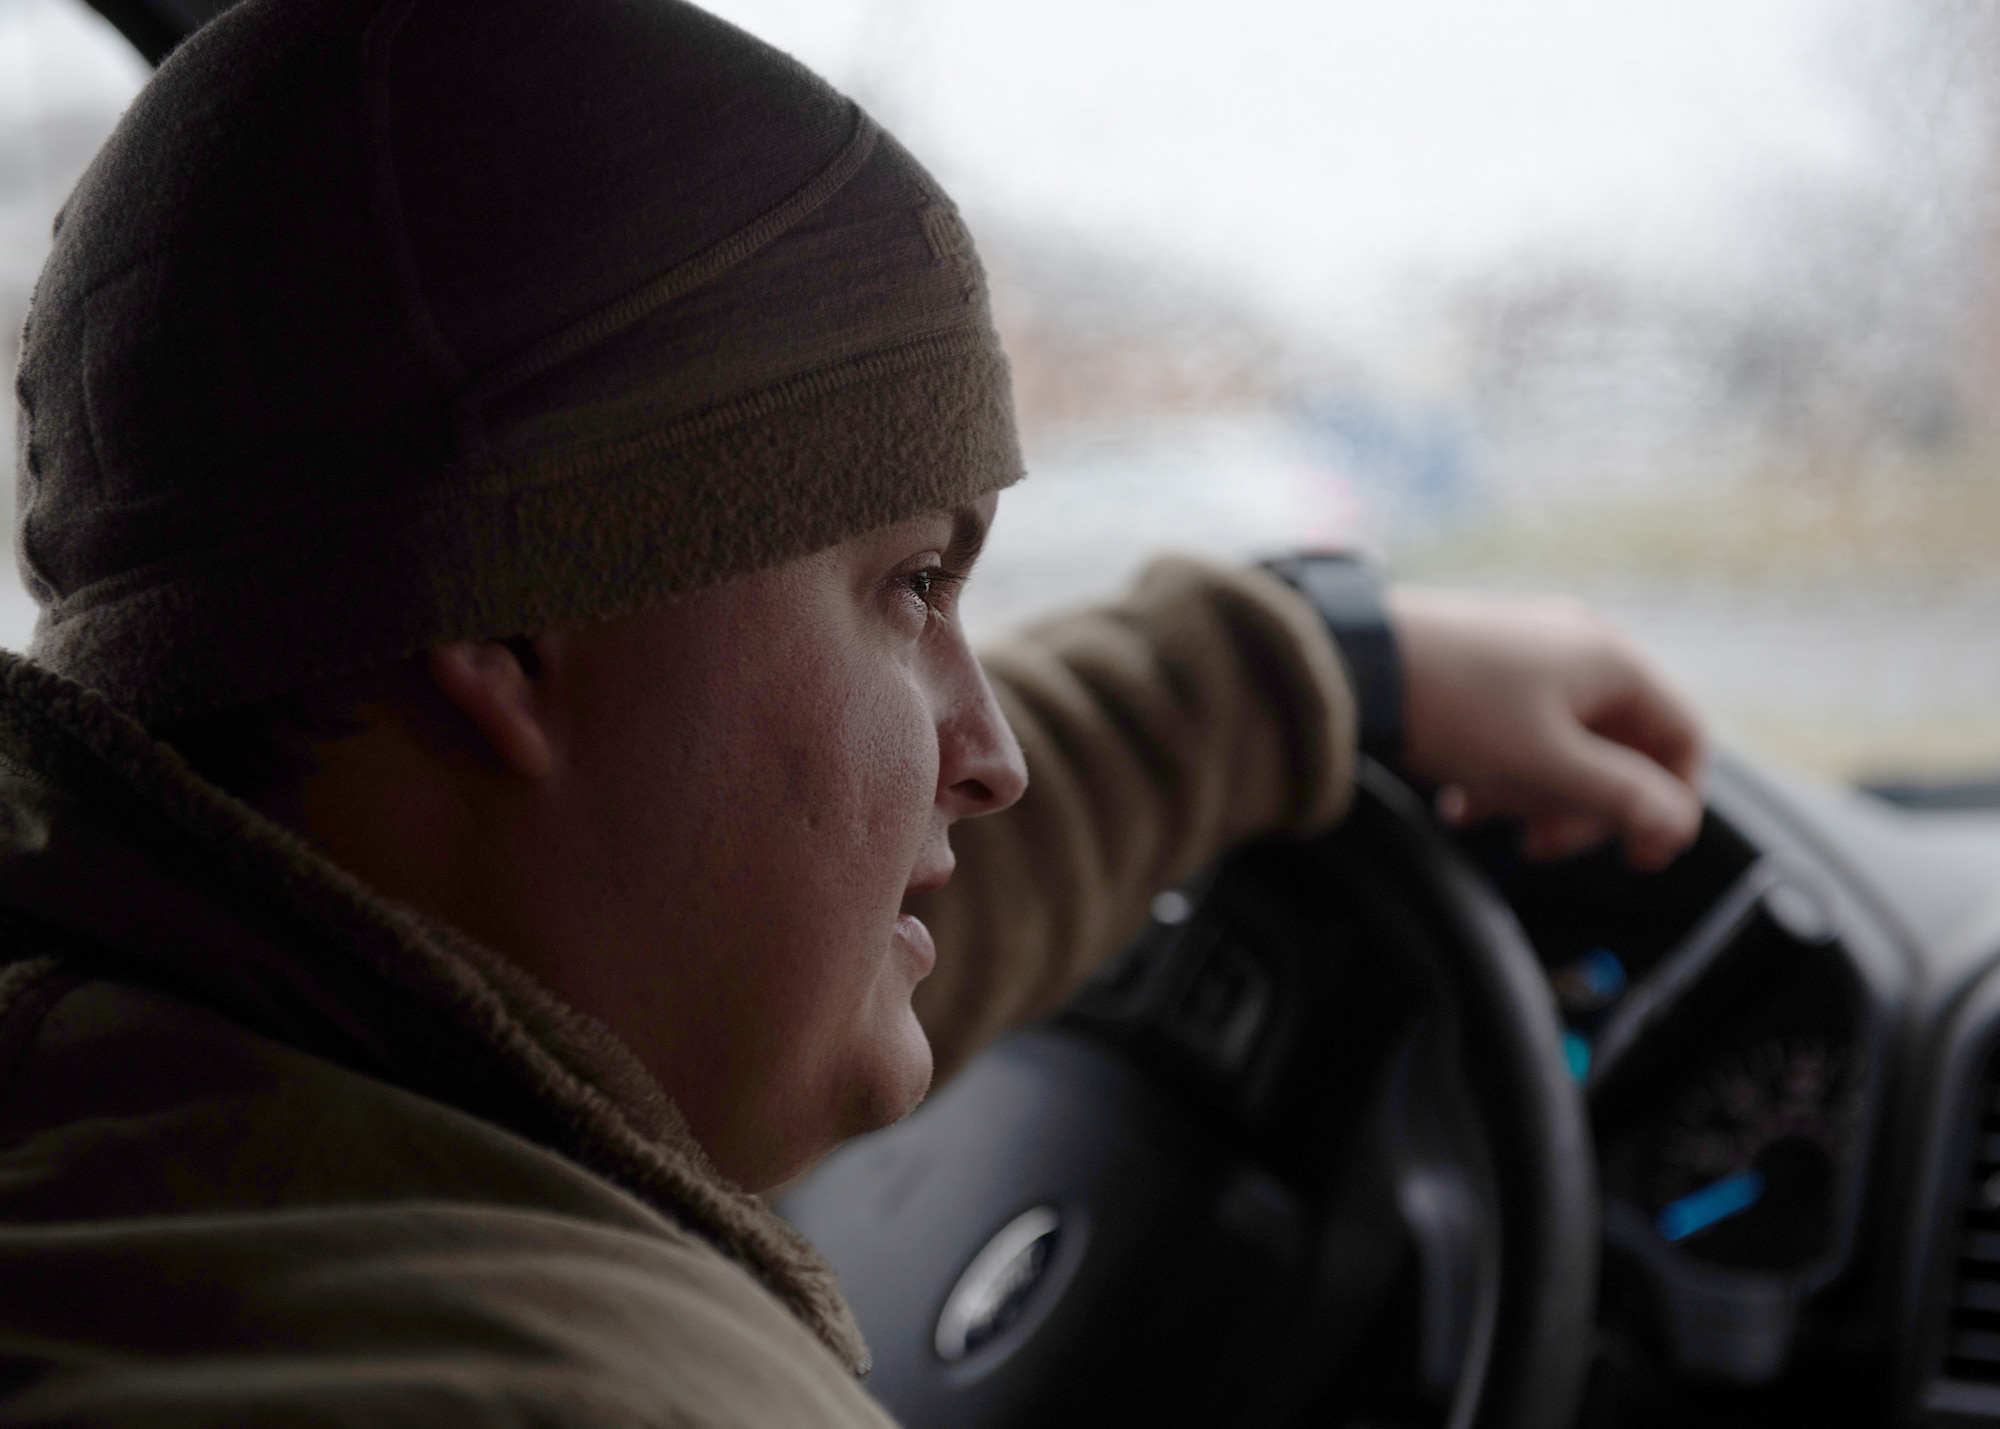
[{"xmin": 0, "ymin": 559, "xmax": 1353, "ymax": 1426}]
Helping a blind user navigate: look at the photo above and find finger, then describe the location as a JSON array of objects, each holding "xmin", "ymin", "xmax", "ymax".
[
  {"xmin": 1521, "ymin": 810, "xmax": 1614, "ymax": 862},
  {"xmin": 1584, "ymin": 664, "xmax": 1706, "ymax": 786},
  {"xmin": 1528, "ymin": 724, "xmax": 1704, "ymax": 864},
  {"xmin": 1622, "ymin": 821, "xmax": 1689, "ymax": 874},
  {"xmin": 1444, "ymin": 776, "xmax": 1577, "ymax": 827},
  {"xmin": 1454, "ymin": 758, "xmax": 1701, "ymax": 871}
]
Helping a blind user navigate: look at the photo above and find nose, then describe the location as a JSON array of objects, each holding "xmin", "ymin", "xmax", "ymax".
[{"xmin": 936, "ymin": 638, "xmax": 1028, "ymax": 821}]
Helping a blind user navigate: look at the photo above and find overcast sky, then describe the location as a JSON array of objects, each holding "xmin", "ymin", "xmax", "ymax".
[{"xmin": 700, "ymin": 0, "xmax": 1880, "ymax": 337}]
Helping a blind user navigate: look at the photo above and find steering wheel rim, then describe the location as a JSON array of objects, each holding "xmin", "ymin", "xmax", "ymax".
[
  {"xmin": 1337, "ymin": 762, "xmax": 1600, "ymax": 1429},
  {"xmin": 780, "ymin": 762, "xmax": 1598, "ymax": 1429}
]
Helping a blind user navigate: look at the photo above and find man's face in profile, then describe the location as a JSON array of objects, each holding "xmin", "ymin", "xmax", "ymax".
[{"xmin": 301, "ymin": 492, "xmax": 1025, "ymax": 1191}]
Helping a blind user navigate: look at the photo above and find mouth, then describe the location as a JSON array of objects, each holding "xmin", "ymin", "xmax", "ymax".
[
  {"xmin": 895, "ymin": 854, "xmax": 953, "ymax": 978},
  {"xmin": 894, "ymin": 911, "xmax": 938, "ymax": 977}
]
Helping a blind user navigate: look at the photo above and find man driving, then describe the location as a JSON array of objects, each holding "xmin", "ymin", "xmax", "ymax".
[{"xmin": 0, "ymin": 0, "xmax": 1701, "ymax": 1421}]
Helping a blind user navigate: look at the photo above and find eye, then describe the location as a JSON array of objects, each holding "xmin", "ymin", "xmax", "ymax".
[{"xmin": 894, "ymin": 564, "xmax": 965, "ymax": 620}]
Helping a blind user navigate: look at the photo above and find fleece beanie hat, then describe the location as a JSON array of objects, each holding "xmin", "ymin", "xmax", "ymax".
[{"xmin": 12, "ymin": 0, "xmax": 1022, "ymax": 726}]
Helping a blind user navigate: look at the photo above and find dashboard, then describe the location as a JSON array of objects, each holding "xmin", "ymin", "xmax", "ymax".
[{"xmin": 1467, "ymin": 751, "xmax": 2000, "ymax": 1427}]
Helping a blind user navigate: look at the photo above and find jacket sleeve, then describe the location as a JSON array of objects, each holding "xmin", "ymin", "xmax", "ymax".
[{"xmin": 910, "ymin": 556, "xmax": 1358, "ymax": 1082}]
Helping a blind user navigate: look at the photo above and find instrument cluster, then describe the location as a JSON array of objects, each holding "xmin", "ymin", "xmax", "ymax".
[{"xmin": 1463, "ymin": 809, "xmax": 1878, "ymax": 1386}]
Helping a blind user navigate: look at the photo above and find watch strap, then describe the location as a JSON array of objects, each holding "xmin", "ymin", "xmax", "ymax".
[{"xmin": 1263, "ymin": 552, "xmax": 1404, "ymax": 764}]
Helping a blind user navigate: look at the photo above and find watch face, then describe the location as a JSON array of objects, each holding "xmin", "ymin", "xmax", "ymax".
[{"xmin": 1295, "ymin": 560, "xmax": 1390, "ymax": 629}]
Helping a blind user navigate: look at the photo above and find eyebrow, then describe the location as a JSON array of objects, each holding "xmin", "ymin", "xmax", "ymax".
[{"xmin": 945, "ymin": 505, "xmax": 989, "ymax": 572}]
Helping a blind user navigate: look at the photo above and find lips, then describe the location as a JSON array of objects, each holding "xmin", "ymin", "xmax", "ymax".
[{"xmin": 894, "ymin": 911, "xmax": 938, "ymax": 977}]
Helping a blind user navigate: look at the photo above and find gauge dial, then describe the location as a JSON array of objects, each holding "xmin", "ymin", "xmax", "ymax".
[{"xmin": 1646, "ymin": 1035, "xmax": 1858, "ymax": 1269}]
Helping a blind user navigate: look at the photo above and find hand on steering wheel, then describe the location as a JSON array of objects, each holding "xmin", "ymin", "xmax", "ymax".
[{"xmin": 1388, "ymin": 589, "xmax": 1706, "ymax": 872}]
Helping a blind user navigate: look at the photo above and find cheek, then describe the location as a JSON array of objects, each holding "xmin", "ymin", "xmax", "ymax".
[
  {"xmin": 625, "ymin": 625, "xmax": 936, "ymax": 997},
  {"xmin": 767, "ymin": 657, "xmax": 938, "ymax": 936}
]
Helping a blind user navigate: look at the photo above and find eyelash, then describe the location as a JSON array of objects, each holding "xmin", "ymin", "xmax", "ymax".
[{"xmin": 898, "ymin": 565, "xmax": 965, "ymax": 617}]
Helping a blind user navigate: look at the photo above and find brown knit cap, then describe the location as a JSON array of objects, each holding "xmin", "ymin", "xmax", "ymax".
[{"xmin": 12, "ymin": 0, "xmax": 1022, "ymax": 726}]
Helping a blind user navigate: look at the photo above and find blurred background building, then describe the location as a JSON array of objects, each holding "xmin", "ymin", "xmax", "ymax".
[{"xmin": 6, "ymin": 0, "xmax": 2000, "ymax": 783}]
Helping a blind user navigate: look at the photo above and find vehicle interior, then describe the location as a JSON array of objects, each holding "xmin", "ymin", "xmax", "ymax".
[{"xmin": 10, "ymin": 1, "xmax": 2000, "ymax": 1426}]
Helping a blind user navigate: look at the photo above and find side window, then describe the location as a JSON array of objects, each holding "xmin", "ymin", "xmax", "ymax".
[{"xmin": 0, "ymin": 0, "xmax": 148, "ymax": 649}]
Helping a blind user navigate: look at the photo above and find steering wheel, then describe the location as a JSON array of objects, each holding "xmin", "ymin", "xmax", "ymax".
[{"xmin": 780, "ymin": 763, "xmax": 1598, "ymax": 1429}]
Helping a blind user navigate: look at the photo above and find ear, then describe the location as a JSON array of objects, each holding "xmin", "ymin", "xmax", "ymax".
[{"xmin": 425, "ymin": 639, "xmax": 557, "ymax": 781}]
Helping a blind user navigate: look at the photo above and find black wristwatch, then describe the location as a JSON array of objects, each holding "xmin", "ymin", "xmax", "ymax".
[{"xmin": 1263, "ymin": 552, "xmax": 1404, "ymax": 764}]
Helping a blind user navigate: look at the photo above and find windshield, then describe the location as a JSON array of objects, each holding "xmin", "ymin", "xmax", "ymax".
[
  {"xmin": 0, "ymin": 0, "xmax": 148, "ymax": 631},
  {"xmin": 4, "ymin": 0, "xmax": 1997, "ymax": 787}
]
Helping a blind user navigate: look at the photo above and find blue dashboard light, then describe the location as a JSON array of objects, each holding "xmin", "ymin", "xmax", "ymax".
[
  {"xmin": 1582, "ymin": 947, "xmax": 1627, "ymax": 1000},
  {"xmin": 1658, "ymin": 1169, "xmax": 1765, "ymax": 1243},
  {"xmin": 1562, "ymin": 1031, "xmax": 1591, "ymax": 1081}
]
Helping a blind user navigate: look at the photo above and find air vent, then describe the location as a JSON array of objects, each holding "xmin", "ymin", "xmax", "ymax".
[{"xmin": 1940, "ymin": 1058, "xmax": 2000, "ymax": 1386}]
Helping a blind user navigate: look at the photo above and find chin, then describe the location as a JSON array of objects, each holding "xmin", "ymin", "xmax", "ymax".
[
  {"xmin": 762, "ymin": 1035, "xmax": 932, "ymax": 1192},
  {"xmin": 756, "ymin": 1002, "xmax": 935, "ymax": 1192},
  {"xmin": 848, "ymin": 1012, "xmax": 936, "ymax": 1138}
]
